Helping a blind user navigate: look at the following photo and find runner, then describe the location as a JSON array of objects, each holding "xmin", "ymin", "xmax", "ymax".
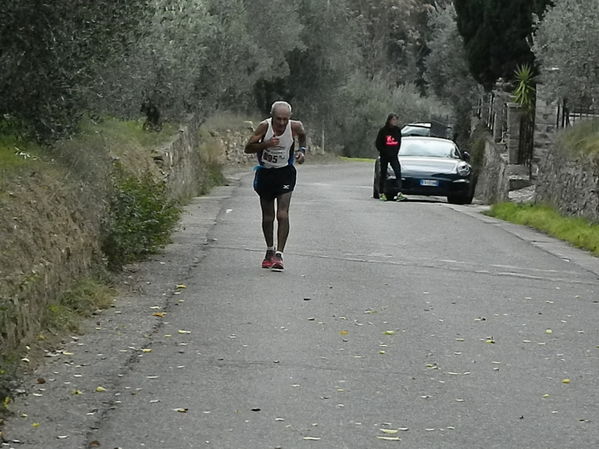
[{"xmin": 244, "ymin": 101, "xmax": 307, "ymax": 271}]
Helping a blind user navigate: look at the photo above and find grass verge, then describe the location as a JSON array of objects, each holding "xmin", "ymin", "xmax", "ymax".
[
  {"xmin": 486, "ymin": 203, "xmax": 599, "ymax": 256},
  {"xmin": 340, "ymin": 156, "xmax": 375, "ymax": 163},
  {"xmin": 558, "ymin": 119, "xmax": 599, "ymax": 157}
]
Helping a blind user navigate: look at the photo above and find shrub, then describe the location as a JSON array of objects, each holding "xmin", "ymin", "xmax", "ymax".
[{"xmin": 102, "ymin": 164, "xmax": 181, "ymax": 270}]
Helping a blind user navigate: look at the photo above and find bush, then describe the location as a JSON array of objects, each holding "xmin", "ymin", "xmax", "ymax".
[
  {"xmin": 102, "ymin": 164, "xmax": 181, "ymax": 270},
  {"xmin": 335, "ymin": 74, "xmax": 450, "ymax": 157}
]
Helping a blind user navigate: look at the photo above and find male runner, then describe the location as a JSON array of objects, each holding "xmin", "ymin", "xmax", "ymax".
[{"xmin": 244, "ymin": 101, "xmax": 307, "ymax": 271}]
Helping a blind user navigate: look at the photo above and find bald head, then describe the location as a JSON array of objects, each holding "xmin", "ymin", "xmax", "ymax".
[{"xmin": 270, "ymin": 101, "xmax": 292, "ymax": 116}]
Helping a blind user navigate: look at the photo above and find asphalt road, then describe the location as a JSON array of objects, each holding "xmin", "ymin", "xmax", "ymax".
[{"xmin": 5, "ymin": 161, "xmax": 599, "ymax": 449}]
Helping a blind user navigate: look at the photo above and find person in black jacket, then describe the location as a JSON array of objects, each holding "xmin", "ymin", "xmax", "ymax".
[{"xmin": 375, "ymin": 113, "xmax": 406, "ymax": 201}]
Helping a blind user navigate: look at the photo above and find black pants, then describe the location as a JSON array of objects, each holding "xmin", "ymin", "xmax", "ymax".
[{"xmin": 379, "ymin": 150, "xmax": 402, "ymax": 193}]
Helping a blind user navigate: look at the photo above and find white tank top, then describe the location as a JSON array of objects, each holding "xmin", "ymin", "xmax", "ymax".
[{"xmin": 259, "ymin": 118, "xmax": 294, "ymax": 168}]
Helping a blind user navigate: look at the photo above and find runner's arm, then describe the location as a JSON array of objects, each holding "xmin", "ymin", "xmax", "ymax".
[
  {"xmin": 292, "ymin": 120, "xmax": 307, "ymax": 164},
  {"xmin": 245, "ymin": 122, "xmax": 272, "ymax": 154}
]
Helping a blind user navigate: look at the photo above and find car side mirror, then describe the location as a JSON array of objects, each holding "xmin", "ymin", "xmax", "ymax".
[{"xmin": 462, "ymin": 151, "xmax": 471, "ymax": 162}]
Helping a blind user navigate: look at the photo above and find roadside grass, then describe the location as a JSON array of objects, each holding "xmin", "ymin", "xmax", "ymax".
[
  {"xmin": 202, "ymin": 111, "xmax": 258, "ymax": 132},
  {"xmin": 559, "ymin": 119, "xmax": 599, "ymax": 157},
  {"xmin": 487, "ymin": 203, "xmax": 599, "ymax": 256},
  {"xmin": 44, "ymin": 278, "xmax": 115, "ymax": 334},
  {"xmin": 0, "ymin": 135, "xmax": 42, "ymax": 178},
  {"xmin": 340, "ymin": 156, "xmax": 375, "ymax": 163},
  {"xmin": 1, "ymin": 277, "xmax": 116, "ymax": 419},
  {"xmin": 78, "ymin": 117, "xmax": 179, "ymax": 149}
]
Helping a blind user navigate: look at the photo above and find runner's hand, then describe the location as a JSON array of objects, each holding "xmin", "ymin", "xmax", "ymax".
[
  {"xmin": 267, "ymin": 136, "xmax": 280, "ymax": 147},
  {"xmin": 295, "ymin": 151, "xmax": 305, "ymax": 164}
]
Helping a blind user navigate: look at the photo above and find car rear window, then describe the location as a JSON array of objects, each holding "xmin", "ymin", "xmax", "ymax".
[{"xmin": 401, "ymin": 125, "xmax": 430, "ymax": 136}]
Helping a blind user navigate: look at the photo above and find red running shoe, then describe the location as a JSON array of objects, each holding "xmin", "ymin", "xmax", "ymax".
[
  {"xmin": 261, "ymin": 250, "xmax": 275, "ymax": 269},
  {"xmin": 271, "ymin": 253, "xmax": 284, "ymax": 271}
]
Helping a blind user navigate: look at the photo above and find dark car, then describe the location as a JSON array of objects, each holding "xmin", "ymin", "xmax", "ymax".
[{"xmin": 373, "ymin": 136, "xmax": 475, "ymax": 204}]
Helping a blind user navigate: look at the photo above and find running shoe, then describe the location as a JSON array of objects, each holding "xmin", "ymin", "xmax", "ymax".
[
  {"xmin": 395, "ymin": 193, "xmax": 407, "ymax": 201},
  {"xmin": 271, "ymin": 253, "xmax": 284, "ymax": 271},
  {"xmin": 262, "ymin": 250, "xmax": 275, "ymax": 269},
  {"xmin": 379, "ymin": 193, "xmax": 387, "ymax": 201}
]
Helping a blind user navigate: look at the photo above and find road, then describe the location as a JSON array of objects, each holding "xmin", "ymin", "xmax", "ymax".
[{"xmin": 5, "ymin": 161, "xmax": 599, "ymax": 449}]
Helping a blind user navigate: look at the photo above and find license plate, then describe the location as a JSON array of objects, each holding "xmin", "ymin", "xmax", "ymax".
[{"xmin": 420, "ymin": 179, "xmax": 439, "ymax": 187}]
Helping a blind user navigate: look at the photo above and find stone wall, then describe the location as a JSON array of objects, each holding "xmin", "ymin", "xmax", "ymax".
[
  {"xmin": 536, "ymin": 149, "xmax": 599, "ymax": 223},
  {"xmin": 0, "ymin": 118, "xmax": 216, "ymax": 354},
  {"xmin": 534, "ymin": 85, "xmax": 560, "ymax": 176},
  {"xmin": 473, "ymin": 131, "xmax": 510, "ymax": 204}
]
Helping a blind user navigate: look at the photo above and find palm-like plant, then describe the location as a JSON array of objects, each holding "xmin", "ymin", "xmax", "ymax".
[{"xmin": 512, "ymin": 64, "xmax": 536, "ymax": 113}]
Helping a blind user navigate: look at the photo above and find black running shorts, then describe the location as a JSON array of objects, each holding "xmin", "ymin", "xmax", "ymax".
[{"xmin": 253, "ymin": 165, "xmax": 297, "ymax": 200}]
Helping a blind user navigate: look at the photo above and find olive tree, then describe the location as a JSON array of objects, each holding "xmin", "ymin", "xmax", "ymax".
[{"xmin": 533, "ymin": 0, "xmax": 599, "ymax": 104}]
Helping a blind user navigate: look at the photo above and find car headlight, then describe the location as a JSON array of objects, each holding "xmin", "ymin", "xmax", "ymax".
[{"xmin": 457, "ymin": 162, "xmax": 471, "ymax": 176}]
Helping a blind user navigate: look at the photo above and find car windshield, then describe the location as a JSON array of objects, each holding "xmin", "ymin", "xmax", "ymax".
[{"xmin": 400, "ymin": 139, "xmax": 459, "ymax": 158}]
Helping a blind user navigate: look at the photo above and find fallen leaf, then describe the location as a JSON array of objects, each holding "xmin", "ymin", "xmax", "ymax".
[
  {"xmin": 32, "ymin": 423, "xmax": 40, "ymax": 428},
  {"xmin": 545, "ymin": 329, "xmax": 553, "ymax": 335},
  {"xmin": 379, "ymin": 429, "xmax": 399, "ymax": 434},
  {"xmin": 303, "ymin": 436, "xmax": 321, "ymax": 440},
  {"xmin": 339, "ymin": 330, "xmax": 349, "ymax": 336},
  {"xmin": 377, "ymin": 436, "xmax": 400, "ymax": 441},
  {"xmin": 142, "ymin": 349, "xmax": 152, "ymax": 353},
  {"xmin": 176, "ymin": 284, "xmax": 187, "ymax": 289},
  {"xmin": 72, "ymin": 389, "xmax": 83, "ymax": 395},
  {"xmin": 173, "ymin": 408, "xmax": 189, "ymax": 413},
  {"xmin": 384, "ymin": 330, "xmax": 396, "ymax": 335},
  {"xmin": 152, "ymin": 312, "xmax": 166, "ymax": 318},
  {"xmin": 178, "ymin": 330, "xmax": 191, "ymax": 334},
  {"xmin": 562, "ymin": 378, "xmax": 571, "ymax": 384},
  {"xmin": 57, "ymin": 435, "xmax": 69, "ymax": 439},
  {"xmin": 95, "ymin": 386, "xmax": 106, "ymax": 392}
]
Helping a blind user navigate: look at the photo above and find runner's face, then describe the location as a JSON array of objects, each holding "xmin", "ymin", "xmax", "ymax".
[{"xmin": 272, "ymin": 108, "xmax": 290, "ymax": 134}]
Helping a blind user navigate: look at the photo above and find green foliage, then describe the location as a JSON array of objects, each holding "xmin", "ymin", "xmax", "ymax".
[
  {"xmin": 512, "ymin": 64, "xmax": 536, "ymax": 113},
  {"xmin": 533, "ymin": 0, "xmax": 599, "ymax": 104},
  {"xmin": 0, "ymin": 0, "xmax": 152, "ymax": 140},
  {"xmin": 454, "ymin": 0, "xmax": 553, "ymax": 89},
  {"xmin": 336, "ymin": 73, "xmax": 449, "ymax": 157},
  {"xmin": 557, "ymin": 120, "xmax": 599, "ymax": 157},
  {"xmin": 102, "ymin": 165, "xmax": 181, "ymax": 270},
  {"xmin": 487, "ymin": 203, "xmax": 599, "ymax": 256}
]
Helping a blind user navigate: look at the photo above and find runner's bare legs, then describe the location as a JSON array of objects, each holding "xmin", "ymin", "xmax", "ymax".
[
  {"xmin": 259, "ymin": 197, "xmax": 275, "ymax": 248},
  {"xmin": 275, "ymin": 192, "xmax": 292, "ymax": 252},
  {"xmin": 259, "ymin": 193, "xmax": 292, "ymax": 251}
]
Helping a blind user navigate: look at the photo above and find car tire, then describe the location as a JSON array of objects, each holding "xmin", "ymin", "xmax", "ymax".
[{"xmin": 447, "ymin": 192, "xmax": 472, "ymax": 205}]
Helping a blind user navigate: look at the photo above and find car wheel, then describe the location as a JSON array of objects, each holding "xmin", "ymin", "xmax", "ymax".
[{"xmin": 447, "ymin": 193, "xmax": 472, "ymax": 205}]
